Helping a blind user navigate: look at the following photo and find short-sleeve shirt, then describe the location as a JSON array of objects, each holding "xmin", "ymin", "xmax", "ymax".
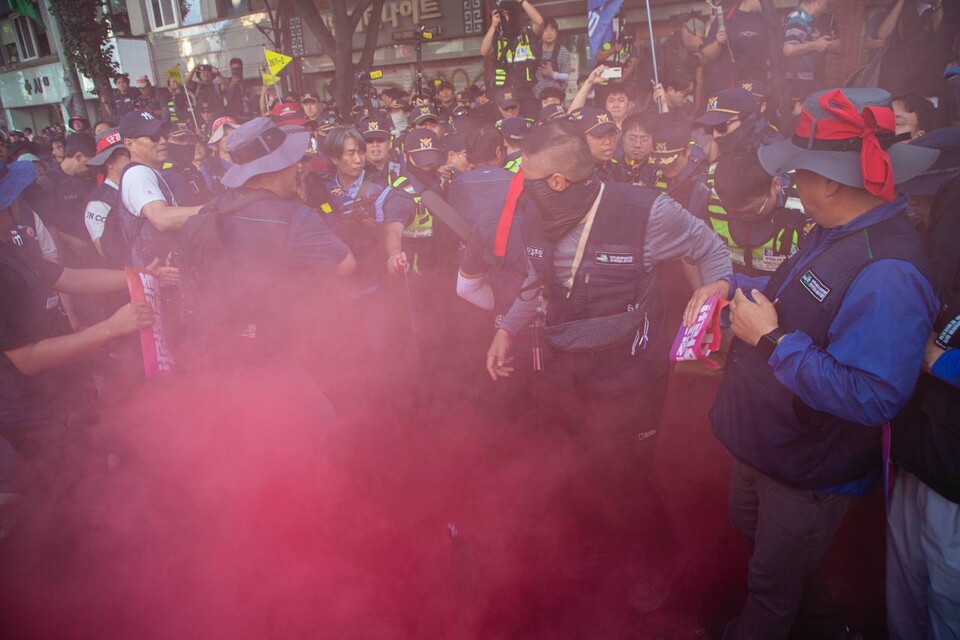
[
  {"xmin": 38, "ymin": 165, "xmax": 95, "ymax": 240},
  {"xmin": 85, "ymin": 178, "xmax": 119, "ymax": 243},
  {"xmin": 783, "ymin": 6, "xmax": 816, "ymax": 82},
  {"xmin": 121, "ymin": 164, "xmax": 178, "ymax": 216},
  {"xmin": 703, "ymin": 8, "xmax": 769, "ymax": 95},
  {"xmin": 0, "ymin": 243, "xmax": 79, "ymax": 431}
]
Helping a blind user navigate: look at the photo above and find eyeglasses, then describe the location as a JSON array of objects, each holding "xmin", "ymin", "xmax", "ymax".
[
  {"xmin": 727, "ymin": 194, "xmax": 769, "ymax": 219},
  {"xmin": 706, "ymin": 118, "xmax": 740, "ymax": 136}
]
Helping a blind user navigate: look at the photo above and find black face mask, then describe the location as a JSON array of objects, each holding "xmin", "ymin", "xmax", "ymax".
[
  {"xmin": 407, "ymin": 161, "xmax": 438, "ymax": 187},
  {"xmin": 527, "ymin": 174, "xmax": 602, "ymax": 240},
  {"xmin": 716, "ymin": 114, "xmax": 762, "ymax": 155},
  {"xmin": 166, "ymin": 142, "xmax": 195, "ymax": 168}
]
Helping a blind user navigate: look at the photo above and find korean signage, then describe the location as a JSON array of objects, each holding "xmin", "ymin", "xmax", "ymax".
[
  {"xmin": 308, "ymin": 0, "xmax": 476, "ymax": 51},
  {"xmin": 0, "ymin": 62, "xmax": 94, "ymax": 108}
]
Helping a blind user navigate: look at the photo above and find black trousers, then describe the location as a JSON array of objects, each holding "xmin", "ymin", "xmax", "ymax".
[{"xmin": 725, "ymin": 460, "xmax": 855, "ymax": 640}]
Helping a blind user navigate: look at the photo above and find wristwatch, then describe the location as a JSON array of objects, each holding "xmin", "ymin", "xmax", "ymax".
[{"xmin": 756, "ymin": 327, "xmax": 786, "ymax": 361}]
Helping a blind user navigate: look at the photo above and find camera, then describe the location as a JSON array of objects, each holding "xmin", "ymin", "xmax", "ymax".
[{"xmin": 356, "ymin": 69, "xmax": 384, "ymax": 83}]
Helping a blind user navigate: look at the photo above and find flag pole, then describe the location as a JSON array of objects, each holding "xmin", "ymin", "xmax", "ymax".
[
  {"xmin": 643, "ymin": 0, "xmax": 662, "ymax": 113},
  {"xmin": 180, "ymin": 63, "xmax": 200, "ymax": 131}
]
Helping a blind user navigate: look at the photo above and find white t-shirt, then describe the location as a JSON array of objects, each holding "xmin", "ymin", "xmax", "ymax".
[
  {"xmin": 120, "ymin": 165, "xmax": 176, "ymax": 218},
  {"xmin": 84, "ymin": 178, "xmax": 119, "ymax": 243}
]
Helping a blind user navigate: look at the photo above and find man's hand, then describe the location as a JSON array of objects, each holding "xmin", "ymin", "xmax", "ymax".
[
  {"xmin": 586, "ymin": 65, "xmax": 605, "ymax": 87},
  {"xmin": 106, "ymin": 301, "xmax": 154, "ymax": 337},
  {"xmin": 684, "ymin": 280, "xmax": 730, "ymax": 327},
  {"xmin": 729, "ymin": 288, "xmax": 779, "ymax": 346},
  {"xmin": 490, "ymin": 9, "xmax": 501, "ymax": 29},
  {"xmin": 438, "ymin": 164, "xmax": 456, "ymax": 181},
  {"xmin": 538, "ymin": 62, "xmax": 555, "ymax": 78},
  {"xmin": 924, "ymin": 332, "xmax": 946, "ymax": 373},
  {"xmin": 812, "ymin": 36, "xmax": 833, "ymax": 53},
  {"xmin": 144, "ymin": 258, "xmax": 181, "ymax": 288},
  {"xmin": 715, "ymin": 25, "xmax": 728, "ymax": 45},
  {"xmin": 652, "ymin": 82, "xmax": 667, "ymax": 109},
  {"xmin": 486, "ymin": 329, "xmax": 515, "ymax": 381},
  {"xmin": 387, "ymin": 251, "xmax": 410, "ymax": 276}
]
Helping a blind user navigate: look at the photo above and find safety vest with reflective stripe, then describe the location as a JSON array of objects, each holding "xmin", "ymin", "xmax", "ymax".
[
  {"xmin": 504, "ymin": 155, "xmax": 522, "ymax": 173},
  {"xmin": 704, "ymin": 161, "xmax": 800, "ymax": 273},
  {"xmin": 495, "ymin": 31, "xmax": 537, "ymax": 87},
  {"xmin": 391, "ymin": 175, "xmax": 433, "ymax": 238}
]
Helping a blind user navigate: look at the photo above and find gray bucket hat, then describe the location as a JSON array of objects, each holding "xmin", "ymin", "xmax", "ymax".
[
  {"xmin": 758, "ymin": 88, "xmax": 939, "ymax": 197},
  {"xmin": 221, "ymin": 117, "xmax": 312, "ymax": 188},
  {"xmin": 86, "ymin": 128, "xmax": 125, "ymax": 167}
]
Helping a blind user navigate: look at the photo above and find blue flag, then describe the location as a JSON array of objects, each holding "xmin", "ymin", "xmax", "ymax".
[{"xmin": 587, "ymin": 0, "xmax": 624, "ymax": 65}]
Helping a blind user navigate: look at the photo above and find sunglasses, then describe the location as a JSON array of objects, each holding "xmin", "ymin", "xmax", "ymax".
[
  {"xmin": 140, "ymin": 132, "xmax": 167, "ymax": 143},
  {"xmin": 705, "ymin": 118, "xmax": 740, "ymax": 136}
]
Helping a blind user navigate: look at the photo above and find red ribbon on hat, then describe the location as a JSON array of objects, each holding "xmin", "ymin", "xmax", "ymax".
[
  {"xmin": 494, "ymin": 170, "xmax": 525, "ymax": 257},
  {"xmin": 795, "ymin": 89, "xmax": 897, "ymax": 201}
]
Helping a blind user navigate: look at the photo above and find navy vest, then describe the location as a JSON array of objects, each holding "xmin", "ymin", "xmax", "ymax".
[
  {"xmin": 115, "ymin": 162, "xmax": 178, "ymax": 268},
  {"xmin": 892, "ymin": 174, "xmax": 960, "ymax": 504},
  {"xmin": 711, "ymin": 212, "xmax": 932, "ymax": 489},
  {"xmin": 522, "ymin": 183, "xmax": 666, "ymax": 369},
  {"xmin": 176, "ymin": 189, "xmax": 303, "ymax": 368}
]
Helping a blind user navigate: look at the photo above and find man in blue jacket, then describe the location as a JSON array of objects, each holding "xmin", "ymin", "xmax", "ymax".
[{"xmin": 687, "ymin": 88, "xmax": 940, "ymax": 640}]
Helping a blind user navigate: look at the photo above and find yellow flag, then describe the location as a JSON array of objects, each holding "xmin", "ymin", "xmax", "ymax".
[
  {"xmin": 162, "ymin": 64, "xmax": 183, "ymax": 84},
  {"xmin": 261, "ymin": 71, "xmax": 279, "ymax": 87},
  {"xmin": 264, "ymin": 49, "xmax": 292, "ymax": 76}
]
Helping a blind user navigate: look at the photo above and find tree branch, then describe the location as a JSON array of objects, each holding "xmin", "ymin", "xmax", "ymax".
[
  {"xmin": 357, "ymin": 0, "xmax": 385, "ymax": 70},
  {"xmin": 349, "ymin": 0, "xmax": 374, "ymax": 31}
]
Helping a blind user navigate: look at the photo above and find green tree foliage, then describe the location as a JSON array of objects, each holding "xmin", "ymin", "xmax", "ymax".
[{"xmin": 48, "ymin": 0, "xmax": 118, "ymax": 118}]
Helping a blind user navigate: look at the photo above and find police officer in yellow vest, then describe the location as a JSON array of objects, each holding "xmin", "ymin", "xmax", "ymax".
[
  {"xmin": 388, "ymin": 128, "xmax": 446, "ymax": 275},
  {"xmin": 648, "ymin": 115, "xmax": 709, "ymax": 210},
  {"xmin": 688, "ymin": 88, "xmax": 790, "ymax": 275},
  {"xmin": 710, "ymin": 150, "xmax": 809, "ymax": 277},
  {"xmin": 480, "ymin": 0, "xmax": 546, "ymax": 117},
  {"xmin": 500, "ymin": 116, "xmax": 529, "ymax": 173}
]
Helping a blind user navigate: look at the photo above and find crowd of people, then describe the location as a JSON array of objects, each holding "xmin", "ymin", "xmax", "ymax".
[{"xmin": 1, "ymin": 0, "xmax": 960, "ymax": 637}]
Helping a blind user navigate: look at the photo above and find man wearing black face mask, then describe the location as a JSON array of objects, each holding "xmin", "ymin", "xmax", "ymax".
[
  {"xmin": 485, "ymin": 120, "xmax": 731, "ymax": 610},
  {"xmin": 161, "ymin": 129, "xmax": 213, "ymax": 207},
  {"xmin": 686, "ymin": 88, "xmax": 785, "ymax": 253},
  {"xmin": 712, "ymin": 151, "xmax": 809, "ymax": 277}
]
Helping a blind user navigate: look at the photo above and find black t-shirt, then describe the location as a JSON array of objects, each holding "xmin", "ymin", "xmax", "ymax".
[
  {"xmin": 38, "ymin": 165, "xmax": 95, "ymax": 241},
  {"xmin": 113, "ymin": 88, "xmax": 143, "ymax": 118},
  {"xmin": 704, "ymin": 8, "xmax": 769, "ymax": 95},
  {"xmin": 0, "ymin": 242, "xmax": 86, "ymax": 433}
]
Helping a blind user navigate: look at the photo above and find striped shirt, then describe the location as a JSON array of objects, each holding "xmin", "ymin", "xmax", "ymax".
[
  {"xmin": 532, "ymin": 44, "xmax": 572, "ymax": 99},
  {"xmin": 783, "ymin": 6, "xmax": 816, "ymax": 82}
]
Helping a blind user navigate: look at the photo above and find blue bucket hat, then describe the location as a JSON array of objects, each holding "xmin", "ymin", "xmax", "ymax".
[
  {"xmin": 0, "ymin": 160, "xmax": 38, "ymax": 211},
  {"xmin": 221, "ymin": 117, "xmax": 312, "ymax": 188}
]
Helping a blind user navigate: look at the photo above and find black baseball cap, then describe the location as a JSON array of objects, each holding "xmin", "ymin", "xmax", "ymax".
[
  {"xmin": 649, "ymin": 116, "xmax": 691, "ymax": 167},
  {"xmin": 496, "ymin": 89, "xmax": 520, "ymax": 109},
  {"xmin": 119, "ymin": 111, "xmax": 170, "ymax": 139},
  {"xmin": 411, "ymin": 104, "xmax": 441, "ymax": 126},
  {"xmin": 568, "ymin": 106, "xmax": 618, "ymax": 137},
  {"xmin": 403, "ymin": 128, "xmax": 443, "ymax": 167},
  {"xmin": 501, "ymin": 117, "xmax": 530, "ymax": 142},
  {"xmin": 359, "ymin": 113, "xmax": 392, "ymax": 140},
  {"xmin": 537, "ymin": 104, "xmax": 567, "ymax": 125},
  {"xmin": 443, "ymin": 132, "xmax": 467, "ymax": 153},
  {"xmin": 694, "ymin": 88, "xmax": 758, "ymax": 127}
]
